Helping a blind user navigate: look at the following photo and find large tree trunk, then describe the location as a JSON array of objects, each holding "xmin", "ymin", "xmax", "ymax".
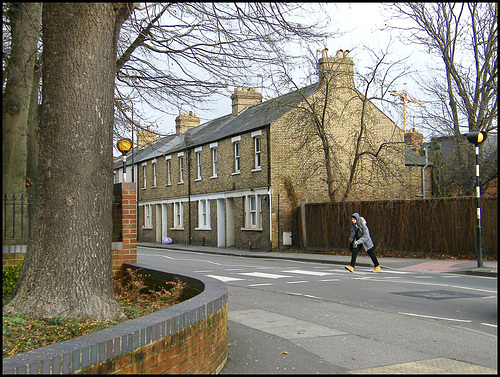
[
  {"xmin": 4, "ymin": 3, "xmax": 132, "ymax": 321},
  {"xmin": 2, "ymin": 3, "xmax": 41, "ymax": 196}
]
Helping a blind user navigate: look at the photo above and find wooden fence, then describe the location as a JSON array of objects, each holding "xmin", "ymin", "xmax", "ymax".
[{"xmin": 299, "ymin": 197, "xmax": 497, "ymax": 259}]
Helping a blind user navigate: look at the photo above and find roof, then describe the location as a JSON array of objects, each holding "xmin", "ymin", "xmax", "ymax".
[
  {"xmin": 115, "ymin": 83, "xmax": 320, "ymax": 168},
  {"xmin": 405, "ymin": 146, "xmax": 432, "ymax": 166}
]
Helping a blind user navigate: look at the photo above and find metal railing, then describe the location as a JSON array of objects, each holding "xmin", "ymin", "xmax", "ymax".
[
  {"xmin": 3, "ymin": 193, "xmax": 123, "ymax": 244},
  {"xmin": 3, "ymin": 194, "xmax": 33, "ymax": 242}
]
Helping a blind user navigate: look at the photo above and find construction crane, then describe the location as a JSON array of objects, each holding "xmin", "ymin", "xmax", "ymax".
[{"xmin": 389, "ymin": 83, "xmax": 425, "ymax": 132}]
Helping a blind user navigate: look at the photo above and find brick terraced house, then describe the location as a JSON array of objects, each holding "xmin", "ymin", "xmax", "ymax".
[{"xmin": 115, "ymin": 48, "xmax": 431, "ymax": 250}]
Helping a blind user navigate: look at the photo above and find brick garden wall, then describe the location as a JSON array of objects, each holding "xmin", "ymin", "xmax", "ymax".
[{"xmin": 2, "ymin": 266, "xmax": 229, "ymax": 374}]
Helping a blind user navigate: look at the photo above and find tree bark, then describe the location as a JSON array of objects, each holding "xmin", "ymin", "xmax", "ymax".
[
  {"xmin": 4, "ymin": 3, "xmax": 131, "ymax": 321},
  {"xmin": 2, "ymin": 3, "xmax": 41, "ymax": 196}
]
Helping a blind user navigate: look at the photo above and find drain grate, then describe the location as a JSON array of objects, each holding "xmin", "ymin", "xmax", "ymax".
[{"xmin": 390, "ymin": 289, "xmax": 485, "ymax": 300}]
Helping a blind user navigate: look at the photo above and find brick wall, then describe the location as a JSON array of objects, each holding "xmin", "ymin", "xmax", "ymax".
[
  {"xmin": 78, "ymin": 306, "xmax": 228, "ymax": 374},
  {"xmin": 2, "ymin": 266, "xmax": 229, "ymax": 375},
  {"xmin": 112, "ymin": 183, "xmax": 137, "ymax": 279}
]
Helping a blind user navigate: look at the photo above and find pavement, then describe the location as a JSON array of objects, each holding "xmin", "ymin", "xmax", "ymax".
[
  {"xmin": 138, "ymin": 242, "xmax": 497, "ymax": 277},
  {"xmin": 138, "ymin": 242, "xmax": 497, "ymax": 374}
]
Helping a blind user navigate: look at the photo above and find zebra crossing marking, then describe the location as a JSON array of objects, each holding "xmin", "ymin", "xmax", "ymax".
[
  {"xmin": 239, "ymin": 272, "xmax": 292, "ymax": 279},
  {"xmin": 282, "ymin": 269, "xmax": 333, "ymax": 276}
]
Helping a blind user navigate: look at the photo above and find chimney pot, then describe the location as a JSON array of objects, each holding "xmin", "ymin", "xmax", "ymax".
[
  {"xmin": 318, "ymin": 47, "xmax": 355, "ymax": 86},
  {"xmin": 231, "ymin": 87, "xmax": 262, "ymax": 116},
  {"xmin": 175, "ymin": 111, "xmax": 200, "ymax": 135}
]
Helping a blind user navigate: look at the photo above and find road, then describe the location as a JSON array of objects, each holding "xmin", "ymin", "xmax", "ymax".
[{"xmin": 138, "ymin": 246, "xmax": 497, "ymax": 374}]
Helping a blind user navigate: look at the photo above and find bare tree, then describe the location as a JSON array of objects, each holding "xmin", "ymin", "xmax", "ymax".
[
  {"xmin": 382, "ymin": 3, "xmax": 497, "ymax": 197},
  {"xmin": 270, "ymin": 45, "xmax": 411, "ymax": 203},
  {"xmin": 112, "ymin": 3, "xmax": 331, "ymax": 143},
  {"xmin": 384, "ymin": 3, "xmax": 497, "ymax": 136}
]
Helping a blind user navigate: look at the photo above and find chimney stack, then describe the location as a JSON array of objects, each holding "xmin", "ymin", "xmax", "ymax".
[
  {"xmin": 175, "ymin": 111, "xmax": 200, "ymax": 135},
  {"xmin": 137, "ymin": 125, "xmax": 159, "ymax": 148},
  {"xmin": 404, "ymin": 128, "xmax": 423, "ymax": 153},
  {"xmin": 231, "ymin": 87, "xmax": 262, "ymax": 116},
  {"xmin": 318, "ymin": 48, "xmax": 354, "ymax": 87}
]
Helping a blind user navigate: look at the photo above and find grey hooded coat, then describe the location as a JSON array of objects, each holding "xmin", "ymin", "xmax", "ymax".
[{"xmin": 349, "ymin": 213, "xmax": 374, "ymax": 250}]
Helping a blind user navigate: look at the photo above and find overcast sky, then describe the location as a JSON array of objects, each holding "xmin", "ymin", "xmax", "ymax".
[{"xmin": 134, "ymin": 3, "xmax": 436, "ymax": 143}]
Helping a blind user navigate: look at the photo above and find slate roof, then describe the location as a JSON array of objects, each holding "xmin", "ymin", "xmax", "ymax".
[
  {"xmin": 115, "ymin": 83, "xmax": 320, "ymax": 168},
  {"xmin": 114, "ymin": 82, "xmax": 428, "ymax": 169},
  {"xmin": 405, "ymin": 146, "xmax": 432, "ymax": 166}
]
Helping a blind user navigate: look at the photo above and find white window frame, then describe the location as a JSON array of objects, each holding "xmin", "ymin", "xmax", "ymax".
[
  {"xmin": 196, "ymin": 150, "xmax": 202, "ymax": 180},
  {"xmin": 210, "ymin": 143, "xmax": 218, "ymax": 178},
  {"xmin": 144, "ymin": 204, "xmax": 152, "ymax": 228},
  {"xmin": 142, "ymin": 162, "xmax": 147, "ymax": 189},
  {"xmin": 173, "ymin": 202, "xmax": 183, "ymax": 229},
  {"xmin": 252, "ymin": 131, "xmax": 262, "ymax": 170},
  {"xmin": 234, "ymin": 141, "xmax": 240, "ymax": 173},
  {"xmin": 178, "ymin": 155, "xmax": 184, "ymax": 183},
  {"xmin": 152, "ymin": 159, "xmax": 157, "ymax": 187},
  {"xmin": 197, "ymin": 199, "xmax": 211, "ymax": 230},
  {"xmin": 166, "ymin": 156, "xmax": 171, "ymax": 186},
  {"xmin": 244, "ymin": 194, "xmax": 262, "ymax": 229}
]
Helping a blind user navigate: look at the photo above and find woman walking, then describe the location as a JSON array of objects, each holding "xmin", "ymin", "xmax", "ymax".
[{"xmin": 345, "ymin": 213, "xmax": 381, "ymax": 273}]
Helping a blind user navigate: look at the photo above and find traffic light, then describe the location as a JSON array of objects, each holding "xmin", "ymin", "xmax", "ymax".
[{"xmin": 466, "ymin": 131, "xmax": 488, "ymax": 146}]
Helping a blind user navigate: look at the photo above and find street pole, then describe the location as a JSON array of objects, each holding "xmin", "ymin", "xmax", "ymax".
[
  {"xmin": 131, "ymin": 100, "xmax": 134, "ymax": 182},
  {"xmin": 466, "ymin": 131, "xmax": 487, "ymax": 268},
  {"xmin": 474, "ymin": 145, "xmax": 483, "ymax": 268},
  {"xmin": 123, "ymin": 154, "xmax": 127, "ymax": 182}
]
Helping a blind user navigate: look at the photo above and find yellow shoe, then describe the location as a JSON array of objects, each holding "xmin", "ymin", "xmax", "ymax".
[
  {"xmin": 372, "ymin": 265, "xmax": 381, "ymax": 273},
  {"xmin": 345, "ymin": 265, "xmax": 354, "ymax": 273}
]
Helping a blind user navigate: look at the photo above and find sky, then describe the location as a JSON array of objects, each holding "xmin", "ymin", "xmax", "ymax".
[{"xmin": 129, "ymin": 3, "xmax": 437, "ymax": 149}]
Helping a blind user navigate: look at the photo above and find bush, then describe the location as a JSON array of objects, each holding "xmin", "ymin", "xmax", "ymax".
[{"xmin": 3, "ymin": 262, "xmax": 22, "ymax": 304}]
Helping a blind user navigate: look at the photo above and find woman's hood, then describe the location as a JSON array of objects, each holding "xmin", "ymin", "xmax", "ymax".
[{"xmin": 351, "ymin": 213, "xmax": 366, "ymax": 226}]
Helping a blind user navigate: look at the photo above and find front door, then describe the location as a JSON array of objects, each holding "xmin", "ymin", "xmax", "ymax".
[
  {"xmin": 225, "ymin": 198, "xmax": 235, "ymax": 247},
  {"xmin": 217, "ymin": 198, "xmax": 225, "ymax": 247},
  {"xmin": 155, "ymin": 204, "xmax": 162, "ymax": 242}
]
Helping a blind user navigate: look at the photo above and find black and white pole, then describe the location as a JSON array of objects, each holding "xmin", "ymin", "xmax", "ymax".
[
  {"xmin": 122, "ymin": 154, "xmax": 127, "ymax": 183},
  {"xmin": 474, "ymin": 145, "xmax": 483, "ymax": 268},
  {"xmin": 466, "ymin": 131, "xmax": 487, "ymax": 268}
]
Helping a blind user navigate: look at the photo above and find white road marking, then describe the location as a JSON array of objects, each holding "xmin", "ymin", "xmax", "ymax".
[
  {"xmin": 377, "ymin": 270, "xmax": 413, "ymax": 275},
  {"xmin": 481, "ymin": 323, "xmax": 497, "ymax": 328},
  {"xmin": 319, "ymin": 279, "xmax": 340, "ymax": 282},
  {"xmin": 248, "ymin": 283, "xmax": 273, "ymax": 287},
  {"xmin": 303, "ymin": 294, "xmax": 322, "ymax": 300},
  {"xmin": 283, "ymin": 269, "xmax": 332, "ymax": 276},
  {"xmin": 239, "ymin": 272, "xmax": 292, "ymax": 279},
  {"xmin": 206, "ymin": 275, "xmax": 244, "ymax": 282},
  {"xmin": 399, "ymin": 312, "xmax": 472, "ymax": 323},
  {"xmin": 286, "ymin": 280, "xmax": 309, "ymax": 284}
]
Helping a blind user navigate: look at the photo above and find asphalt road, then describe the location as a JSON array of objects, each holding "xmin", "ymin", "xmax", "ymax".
[{"xmin": 138, "ymin": 246, "xmax": 497, "ymax": 374}]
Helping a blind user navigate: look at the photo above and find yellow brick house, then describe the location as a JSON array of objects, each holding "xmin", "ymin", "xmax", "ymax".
[{"xmin": 115, "ymin": 48, "xmax": 430, "ymax": 250}]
